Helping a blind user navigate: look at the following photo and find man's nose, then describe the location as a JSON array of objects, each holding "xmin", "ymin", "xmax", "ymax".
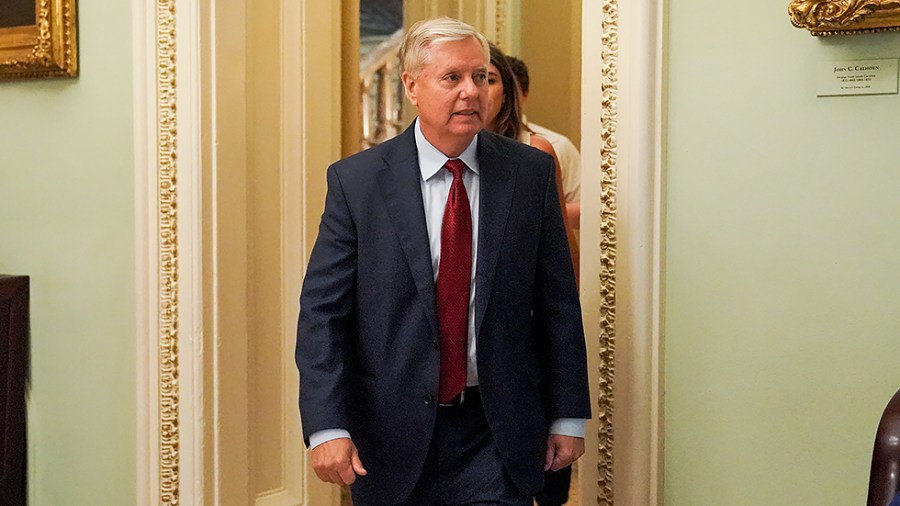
[{"xmin": 459, "ymin": 76, "xmax": 479, "ymax": 98}]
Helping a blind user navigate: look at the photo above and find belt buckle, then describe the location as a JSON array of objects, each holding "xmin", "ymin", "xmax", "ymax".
[{"xmin": 439, "ymin": 389, "xmax": 466, "ymax": 407}]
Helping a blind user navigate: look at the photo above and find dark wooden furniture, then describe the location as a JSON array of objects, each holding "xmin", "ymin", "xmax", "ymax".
[
  {"xmin": 868, "ymin": 387, "xmax": 900, "ymax": 506},
  {"xmin": 0, "ymin": 275, "xmax": 28, "ymax": 506}
]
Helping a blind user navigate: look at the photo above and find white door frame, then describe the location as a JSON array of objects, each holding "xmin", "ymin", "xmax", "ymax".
[
  {"xmin": 134, "ymin": 0, "xmax": 342, "ymax": 504},
  {"xmin": 134, "ymin": 0, "xmax": 665, "ymax": 504}
]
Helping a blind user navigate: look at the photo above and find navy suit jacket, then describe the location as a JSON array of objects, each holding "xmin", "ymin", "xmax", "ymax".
[
  {"xmin": 891, "ymin": 490, "xmax": 900, "ymax": 506},
  {"xmin": 296, "ymin": 124, "xmax": 590, "ymax": 503}
]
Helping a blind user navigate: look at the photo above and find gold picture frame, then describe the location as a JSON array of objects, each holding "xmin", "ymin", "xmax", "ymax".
[
  {"xmin": 0, "ymin": 0, "xmax": 77, "ymax": 80},
  {"xmin": 790, "ymin": 0, "xmax": 900, "ymax": 35}
]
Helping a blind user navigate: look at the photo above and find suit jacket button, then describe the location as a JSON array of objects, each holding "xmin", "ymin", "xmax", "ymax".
[
  {"xmin": 423, "ymin": 394, "xmax": 434, "ymax": 406},
  {"xmin": 432, "ymin": 339, "xmax": 439, "ymax": 351}
]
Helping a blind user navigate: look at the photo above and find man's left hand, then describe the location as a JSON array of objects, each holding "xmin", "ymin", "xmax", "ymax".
[{"xmin": 544, "ymin": 434, "xmax": 585, "ymax": 471}]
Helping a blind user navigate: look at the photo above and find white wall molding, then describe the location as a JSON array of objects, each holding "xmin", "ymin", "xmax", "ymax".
[
  {"xmin": 133, "ymin": 0, "xmax": 158, "ymax": 503},
  {"xmin": 174, "ymin": 0, "xmax": 206, "ymax": 502},
  {"xmin": 611, "ymin": 0, "xmax": 665, "ymax": 502},
  {"xmin": 581, "ymin": 0, "xmax": 665, "ymax": 503},
  {"xmin": 135, "ymin": 0, "xmax": 206, "ymax": 503}
]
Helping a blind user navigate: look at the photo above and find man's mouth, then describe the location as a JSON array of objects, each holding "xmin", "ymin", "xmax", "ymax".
[{"xmin": 453, "ymin": 110, "xmax": 480, "ymax": 118}]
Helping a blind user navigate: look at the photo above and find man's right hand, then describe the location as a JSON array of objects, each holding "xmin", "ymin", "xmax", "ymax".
[{"xmin": 310, "ymin": 437, "xmax": 367, "ymax": 486}]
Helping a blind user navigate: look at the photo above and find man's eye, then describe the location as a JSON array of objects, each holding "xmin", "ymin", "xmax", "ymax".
[
  {"xmin": 445, "ymin": 74, "xmax": 459, "ymax": 82},
  {"xmin": 475, "ymin": 74, "xmax": 487, "ymax": 84}
]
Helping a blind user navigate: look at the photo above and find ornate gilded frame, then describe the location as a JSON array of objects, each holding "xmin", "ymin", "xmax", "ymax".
[
  {"xmin": 789, "ymin": 0, "xmax": 900, "ymax": 35},
  {"xmin": 0, "ymin": 0, "xmax": 77, "ymax": 79}
]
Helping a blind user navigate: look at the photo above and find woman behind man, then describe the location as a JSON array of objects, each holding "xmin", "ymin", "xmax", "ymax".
[
  {"xmin": 484, "ymin": 43, "xmax": 580, "ymax": 277},
  {"xmin": 484, "ymin": 42, "xmax": 580, "ymax": 506}
]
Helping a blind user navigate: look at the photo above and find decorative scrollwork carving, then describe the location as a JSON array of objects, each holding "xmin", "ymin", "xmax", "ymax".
[
  {"xmin": 495, "ymin": 0, "xmax": 508, "ymax": 49},
  {"xmin": 157, "ymin": 0, "xmax": 180, "ymax": 504},
  {"xmin": 789, "ymin": 0, "xmax": 900, "ymax": 35},
  {"xmin": 34, "ymin": 0, "xmax": 53, "ymax": 61},
  {"xmin": 598, "ymin": 0, "xmax": 618, "ymax": 504}
]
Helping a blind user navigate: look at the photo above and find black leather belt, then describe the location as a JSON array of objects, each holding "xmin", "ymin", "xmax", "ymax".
[{"xmin": 439, "ymin": 386, "xmax": 480, "ymax": 407}]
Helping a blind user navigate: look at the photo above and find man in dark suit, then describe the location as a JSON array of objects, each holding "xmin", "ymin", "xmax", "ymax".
[{"xmin": 296, "ymin": 17, "xmax": 590, "ymax": 505}]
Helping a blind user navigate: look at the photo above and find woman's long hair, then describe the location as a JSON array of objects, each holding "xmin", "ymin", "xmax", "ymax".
[{"xmin": 488, "ymin": 43, "xmax": 524, "ymax": 141}]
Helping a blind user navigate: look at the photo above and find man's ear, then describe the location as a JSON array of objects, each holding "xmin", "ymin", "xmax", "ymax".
[{"xmin": 401, "ymin": 72, "xmax": 418, "ymax": 106}]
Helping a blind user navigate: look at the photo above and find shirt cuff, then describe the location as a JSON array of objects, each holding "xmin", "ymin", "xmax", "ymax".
[
  {"xmin": 549, "ymin": 418, "xmax": 586, "ymax": 438},
  {"xmin": 308, "ymin": 429, "xmax": 351, "ymax": 449}
]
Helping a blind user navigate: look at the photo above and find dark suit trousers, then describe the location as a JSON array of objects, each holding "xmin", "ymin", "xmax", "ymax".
[
  {"xmin": 351, "ymin": 389, "xmax": 531, "ymax": 506},
  {"xmin": 535, "ymin": 466, "xmax": 572, "ymax": 505}
]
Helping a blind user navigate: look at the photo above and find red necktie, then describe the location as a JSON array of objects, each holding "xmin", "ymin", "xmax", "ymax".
[{"xmin": 437, "ymin": 158, "xmax": 472, "ymax": 404}]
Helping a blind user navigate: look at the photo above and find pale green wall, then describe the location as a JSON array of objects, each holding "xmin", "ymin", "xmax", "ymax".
[
  {"xmin": 0, "ymin": 2, "xmax": 135, "ymax": 504},
  {"xmin": 664, "ymin": 1, "xmax": 900, "ymax": 505}
]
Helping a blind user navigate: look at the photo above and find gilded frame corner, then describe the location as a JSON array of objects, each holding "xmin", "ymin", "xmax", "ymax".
[
  {"xmin": 0, "ymin": 0, "xmax": 77, "ymax": 80},
  {"xmin": 789, "ymin": 0, "xmax": 900, "ymax": 35}
]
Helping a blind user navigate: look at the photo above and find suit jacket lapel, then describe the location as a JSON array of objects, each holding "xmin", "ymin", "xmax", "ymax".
[
  {"xmin": 376, "ymin": 126, "xmax": 439, "ymax": 336},
  {"xmin": 475, "ymin": 132, "xmax": 514, "ymax": 335}
]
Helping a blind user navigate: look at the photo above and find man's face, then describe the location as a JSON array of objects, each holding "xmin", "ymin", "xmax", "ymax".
[{"xmin": 402, "ymin": 37, "xmax": 488, "ymax": 156}]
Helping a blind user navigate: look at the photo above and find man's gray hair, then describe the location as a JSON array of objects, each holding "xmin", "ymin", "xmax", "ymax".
[{"xmin": 399, "ymin": 17, "xmax": 490, "ymax": 76}]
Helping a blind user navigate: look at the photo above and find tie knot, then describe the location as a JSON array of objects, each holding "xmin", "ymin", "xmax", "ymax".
[{"xmin": 444, "ymin": 159, "xmax": 466, "ymax": 179}]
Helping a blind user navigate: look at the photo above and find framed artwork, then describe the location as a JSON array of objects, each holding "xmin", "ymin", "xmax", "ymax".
[
  {"xmin": 0, "ymin": 0, "xmax": 77, "ymax": 80},
  {"xmin": 790, "ymin": 0, "xmax": 900, "ymax": 35}
]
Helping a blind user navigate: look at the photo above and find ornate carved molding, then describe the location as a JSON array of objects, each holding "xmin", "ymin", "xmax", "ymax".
[
  {"xmin": 789, "ymin": 0, "xmax": 900, "ymax": 35},
  {"xmin": 0, "ymin": 0, "xmax": 77, "ymax": 79},
  {"xmin": 494, "ymin": 0, "xmax": 507, "ymax": 48},
  {"xmin": 598, "ymin": 0, "xmax": 618, "ymax": 504},
  {"xmin": 156, "ymin": 0, "xmax": 180, "ymax": 504}
]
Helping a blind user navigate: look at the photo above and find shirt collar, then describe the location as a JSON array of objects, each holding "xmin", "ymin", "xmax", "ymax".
[{"xmin": 414, "ymin": 118, "xmax": 480, "ymax": 182}]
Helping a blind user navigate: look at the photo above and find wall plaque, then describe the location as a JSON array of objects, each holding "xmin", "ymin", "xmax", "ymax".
[{"xmin": 817, "ymin": 58, "xmax": 899, "ymax": 96}]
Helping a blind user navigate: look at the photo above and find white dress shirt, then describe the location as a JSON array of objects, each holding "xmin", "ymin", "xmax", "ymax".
[
  {"xmin": 308, "ymin": 120, "xmax": 584, "ymax": 449},
  {"xmin": 415, "ymin": 120, "xmax": 482, "ymax": 387}
]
